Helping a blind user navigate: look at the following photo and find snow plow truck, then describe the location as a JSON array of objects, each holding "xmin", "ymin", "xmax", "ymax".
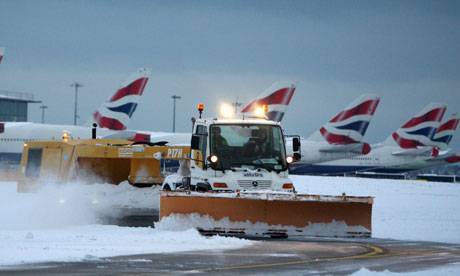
[{"xmin": 18, "ymin": 103, "xmax": 373, "ymax": 238}]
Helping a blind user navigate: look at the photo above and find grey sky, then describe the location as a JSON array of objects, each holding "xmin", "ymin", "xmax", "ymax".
[{"xmin": 1, "ymin": 0, "xmax": 459, "ymax": 150}]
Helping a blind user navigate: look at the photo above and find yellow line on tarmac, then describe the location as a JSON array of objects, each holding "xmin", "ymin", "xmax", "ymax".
[
  {"xmin": 330, "ymin": 244, "xmax": 385, "ymax": 260},
  {"xmin": 195, "ymin": 243, "xmax": 386, "ymax": 272}
]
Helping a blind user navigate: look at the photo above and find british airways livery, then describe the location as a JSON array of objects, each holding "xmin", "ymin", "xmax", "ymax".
[
  {"xmin": 389, "ymin": 114, "xmax": 460, "ymax": 171},
  {"xmin": 0, "ymin": 69, "xmax": 150, "ymax": 165},
  {"xmin": 290, "ymin": 103, "xmax": 447, "ymax": 175},
  {"xmin": 240, "ymin": 82, "xmax": 296, "ymax": 122},
  {"xmin": 430, "ymin": 114, "xmax": 459, "ymax": 150},
  {"xmin": 93, "ymin": 69, "xmax": 149, "ymax": 130},
  {"xmin": 286, "ymin": 94, "xmax": 380, "ymax": 164}
]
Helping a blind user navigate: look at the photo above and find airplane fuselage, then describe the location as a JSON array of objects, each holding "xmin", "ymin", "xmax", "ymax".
[
  {"xmin": 285, "ymin": 137, "xmax": 368, "ymax": 164},
  {"xmin": 289, "ymin": 143, "xmax": 434, "ymax": 175}
]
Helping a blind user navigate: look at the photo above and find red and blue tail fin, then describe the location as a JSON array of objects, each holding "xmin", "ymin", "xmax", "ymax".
[
  {"xmin": 311, "ymin": 94, "xmax": 380, "ymax": 145},
  {"xmin": 93, "ymin": 68, "xmax": 150, "ymax": 130},
  {"xmin": 387, "ymin": 103, "xmax": 446, "ymax": 149},
  {"xmin": 241, "ymin": 82, "xmax": 296, "ymax": 122},
  {"xmin": 430, "ymin": 114, "xmax": 459, "ymax": 150}
]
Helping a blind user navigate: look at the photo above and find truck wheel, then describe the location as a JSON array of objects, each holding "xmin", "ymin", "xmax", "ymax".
[
  {"xmin": 196, "ymin": 182, "xmax": 212, "ymax": 192},
  {"xmin": 196, "ymin": 186, "xmax": 206, "ymax": 192},
  {"xmin": 163, "ymin": 184, "xmax": 171, "ymax": 191}
]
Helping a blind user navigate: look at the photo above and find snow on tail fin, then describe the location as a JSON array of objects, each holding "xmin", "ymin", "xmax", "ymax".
[
  {"xmin": 0, "ymin": 47, "xmax": 5, "ymax": 64},
  {"xmin": 309, "ymin": 94, "xmax": 380, "ymax": 144},
  {"xmin": 430, "ymin": 114, "xmax": 459, "ymax": 150},
  {"xmin": 93, "ymin": 68, "xmax": 150, "ymax": 130},
  {"xmin": 385, "ymin": 102, "xmax": 446, "ymax": 149},
  {"xmin": 241, "ymin": 82, "xmax": 296, "ymax": 122}
]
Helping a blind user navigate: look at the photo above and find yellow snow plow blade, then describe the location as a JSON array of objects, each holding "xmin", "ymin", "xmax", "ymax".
[{"xmin": 160, "ymin": 191, "xmax": 373, "ymax": 238}]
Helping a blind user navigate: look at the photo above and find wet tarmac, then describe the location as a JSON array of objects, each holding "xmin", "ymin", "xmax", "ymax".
[{"xmin": 2, "ymin": 237, "xmax": 460, "ymax": 275}]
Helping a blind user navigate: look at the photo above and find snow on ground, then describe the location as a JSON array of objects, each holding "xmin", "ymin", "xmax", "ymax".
[
  {"xmin": 352, "ymin": 263, "xmax": 460, "ymax": 275},
  {"xmin": 0, "ymin": 181, "xmax": 252, "ymax": 266},
  {"xmin": 1, "ymin": 175, "xmax": 460, "ymax": 266},
  {"xmin": 0, "ymin": 181, "xmax": 159, "ymax": 230},
  {"xmin": 0, "ymin": 225, "xmax": 250, "ymax": 266},
  {"xmin": 292, "ymin": 175, "xmax": 460, "ymax": 244}
]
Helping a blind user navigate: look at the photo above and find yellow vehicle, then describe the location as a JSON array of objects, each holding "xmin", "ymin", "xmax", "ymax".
[{"xmin": 18, "ymin": 138, "xmax": 189, "ymax": 192}]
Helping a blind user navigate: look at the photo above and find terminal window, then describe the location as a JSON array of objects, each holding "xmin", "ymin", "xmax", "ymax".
[{"xmin": 0, "ymin": 99, "xmax": 28, "ymax": 121}]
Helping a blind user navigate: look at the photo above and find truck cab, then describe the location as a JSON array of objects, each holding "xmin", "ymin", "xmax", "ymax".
[{"xmin": 188, "ymin": 118, "xmax": 294, "ymax": 192}]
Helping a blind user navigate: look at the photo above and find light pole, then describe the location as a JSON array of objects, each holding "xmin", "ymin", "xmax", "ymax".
[
  {"xmin": 171, "ymin": 95, "xmax": 181, "ymax": 133},
  {"xmin": 70, "ymin": 82, "xmax": 83, "ymax": 125},
  {"xmin": 232, "ymin": 97, "xmax": 243, "ymax": 115},
  {"xmin": 39, "ymin": 105, "xmax": 48, "ymax": 124}
]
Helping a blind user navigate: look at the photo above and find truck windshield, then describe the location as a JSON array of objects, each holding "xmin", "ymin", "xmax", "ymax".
[{"xmin": 209, "ymin": 124, "xmax": 287, "ymax": 172}]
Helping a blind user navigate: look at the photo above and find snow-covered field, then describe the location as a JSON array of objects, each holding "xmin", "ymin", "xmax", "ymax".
[
  {"xmin": 352, "ymin": 265, "xmax": 460, "ymax": 276},
  {"xmin": 0, "ymin": 181, "xmax": 159, "ymax": 230},
  {"xmin": 0, "ymin": 181, "xmax": 251, "ymax": 266},
  {"xmin": 0, "ymin": 225, "xmax": 251, "ymax": 265},
  {"xmin": 0, "ymin": 225, "xmax": 249, "ymax": 266},
  {"xmin": 292, "ymin": 175, "xmax": 460, "ymax": 244},
  {"xmin": 1, "ymin": 175, "xmax": 460, "ymax": 267}
]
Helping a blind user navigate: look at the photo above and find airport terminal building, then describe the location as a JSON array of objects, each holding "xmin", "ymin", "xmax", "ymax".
[{"xmin": 0, "ymin": 90, "xmax": 40, "ymax": 122}]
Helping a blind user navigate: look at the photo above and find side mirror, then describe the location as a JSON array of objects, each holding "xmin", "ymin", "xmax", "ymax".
[
  {"xmin": 293, "ymin": 152, "xmax": 301, "ymax": 161},
  {"xmin": 191, "ymin": 135, "xmax": 200, "ymax": 150},
  {"xmin": 292, "ymin": 137, "xmax": 301, "ymax": 152}
]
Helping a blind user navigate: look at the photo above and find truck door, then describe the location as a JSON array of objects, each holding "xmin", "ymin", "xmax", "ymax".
[{"xmin": 192, "ymin": 125, "xmax": 208, "ymax": 169}]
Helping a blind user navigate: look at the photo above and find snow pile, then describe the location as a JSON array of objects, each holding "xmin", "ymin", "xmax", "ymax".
[
  {"xmin": 0, "ymin": 181, "xmax": 252, "ymax": 266},
  {"xmin": 0, "ymin": 225, "xmax": 252, "ymax": 266},
  {"xmin": 157, "ymin": 213, "xmax": 369, "ymax": 237},
  {"xmin": 0, "ymin": 181, "xmax": 159, "ymax": 230},
  {"xmin": 292, "ymin": 175, "xmax": 460, "ymax": 244}
]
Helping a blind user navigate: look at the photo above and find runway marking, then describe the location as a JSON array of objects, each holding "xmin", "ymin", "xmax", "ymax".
[
  {"xmin": 330, "ymin": 244, "xmax": 384, "ymax": 260},
  {"xmin": 190, "ymin": 242, "xmax": 386, "ymax": 272}
]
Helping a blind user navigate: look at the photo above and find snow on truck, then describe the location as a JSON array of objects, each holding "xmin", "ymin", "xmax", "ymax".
[{"xmin": 18, "ymin": 103, "xmax": 373, "ymax": 238}]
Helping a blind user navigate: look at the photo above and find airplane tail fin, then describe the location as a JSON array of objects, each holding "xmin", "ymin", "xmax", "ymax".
[
  {"xmin": 0, "ymin": 47, "xmax": 5, "ymax": 64},
  {"xmin": 308, "ymin": 94, "xmax": 380, "ymax": 145},
  {"xmin": 430, "ymin": 114, "xmax": 459, "ymax": 150},
  {"xmin": 241, "ymin": 82, "xmax": 296, "ymax": 122},
  {"xmin": 93, "ymin": 68, "xmax": 150, "ymax": 130},
  {"xmin": 384, "ymin": 102, "xmax": 447, "ymax": 149}
]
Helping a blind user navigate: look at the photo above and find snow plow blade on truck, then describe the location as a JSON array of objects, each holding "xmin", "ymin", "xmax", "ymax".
[
  {"xmin": 160, "ymin": 191, "xmax": 373, "ymax": 238},
  {"xmin": 157, "ymin": 114, "xmax": 373, "ymax": 239}
]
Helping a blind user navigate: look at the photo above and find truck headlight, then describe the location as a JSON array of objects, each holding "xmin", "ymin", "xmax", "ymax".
[{"xmin": 208, "ymin": 155, "xmax": 218, "ymax": 163}]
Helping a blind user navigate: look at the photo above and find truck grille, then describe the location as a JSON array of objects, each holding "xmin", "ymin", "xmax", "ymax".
[{"xmin": 238, "ymin": 180, "xmax": 272, "ymax": 190}]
